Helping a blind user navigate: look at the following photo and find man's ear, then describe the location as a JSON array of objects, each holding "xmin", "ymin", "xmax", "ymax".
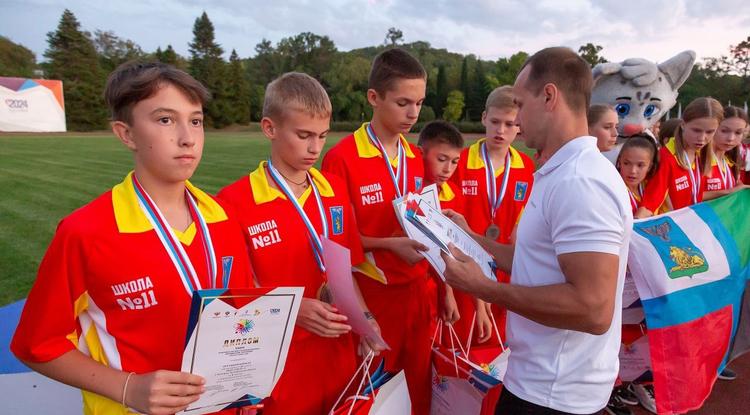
[
  {"xmin": 111, "ymin": 120, "xmax": 136, "ymax": 151},
  {"xmin": 543, "ymin": 83, "xmax": 558, "ymax": 110}
]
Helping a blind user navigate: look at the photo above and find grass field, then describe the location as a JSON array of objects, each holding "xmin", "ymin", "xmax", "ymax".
[{"xmin": 0, "ymin": 131, "xmax": 533, "ymax": 306}]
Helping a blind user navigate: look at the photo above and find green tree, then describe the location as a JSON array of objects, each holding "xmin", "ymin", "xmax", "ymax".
[
  {"xmin": 578, "ymin": 43, "xmax": 607, "ymax": 66},
  {"xmin": 323, "ymin": 54, "xmax": 370, "ymax": 121},
  {"xmin": 276, "ymin": 32, "xmax": 337, "ymax": 77},
  {"xmin": 467, "ymin": 59, "xmax": 489, "ymax": 121},
  {"xmin": 226, "ymin": 49, "xmax": 251, "ymax": 124},
  {"xmin": 93, "ymin": 29, "xmax": 144, "ymax": 73},
  {"xmin": 385, "ymin": 27, "xmax": 404, "ymax": 46},
  {"xmin": 459, "ymin": 56, "xmax": 469, "ymax": 119},
  {"xmin": 494, "ymin": 51, "xmax": 528, "ymax": 85},
  {"xmin": 189, "ymin": 11, "xmax": 231, "ymax": 128},
  {"xmin": 435, "ymin": 64, "xmax": 448, "ymax": 118},
  {"xmin": 0, "ymin": 36, "xmax": 36, "ymax": 77},
  {"xmin": 443, "ymin": 90, "xmax": 464, "ymax": 122},
  {"xmin": 44, "ymin": 9, "xmax": 106, "ymax": 130}
]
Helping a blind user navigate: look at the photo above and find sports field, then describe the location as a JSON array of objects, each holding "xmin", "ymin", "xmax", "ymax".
[{"xmin": 0, "ymin": 130, "xmax": 533, "ymax": 305}]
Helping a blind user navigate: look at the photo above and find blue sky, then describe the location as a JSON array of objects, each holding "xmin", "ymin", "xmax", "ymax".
[{"xmin": 1, "ymin": 0, "xmax": 749, "ymax": 64}]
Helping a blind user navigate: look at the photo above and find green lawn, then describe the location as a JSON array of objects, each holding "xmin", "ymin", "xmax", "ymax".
[{"xmin": 0, "ymin": 131, "xmax": 533, "ymax": 306}]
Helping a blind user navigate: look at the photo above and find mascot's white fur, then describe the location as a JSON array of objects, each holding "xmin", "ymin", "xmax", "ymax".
[{"xmin": 591, "ymin": 51, "xmax": 696, "ymax": 161}]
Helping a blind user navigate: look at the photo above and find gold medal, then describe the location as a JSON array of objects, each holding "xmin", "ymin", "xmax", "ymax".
[
  {"xmin": 485, "ymin": 223, "xmax": 500, "ymax": 240},
  {"xmin": 317, "ymin": 282, "xmax": 333, "ymax": 304}
]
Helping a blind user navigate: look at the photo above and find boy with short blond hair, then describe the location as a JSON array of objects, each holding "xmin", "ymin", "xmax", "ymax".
[
  {"xmin": 451, "ymin": 85, "xmax": 535, "ymax": 346},
  {"xmin": 11, "ymin": 61, "xmax": 253, "ymax": 415},
  {"xmin": 322, "ymin": 48, "xmax": 434, "ymax": 413},
  {"xmin": 218, "ymin": 72, "xmax": 382, "ymax": 414}
]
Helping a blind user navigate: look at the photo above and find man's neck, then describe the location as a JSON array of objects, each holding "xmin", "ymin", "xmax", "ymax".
[{"xmin": 539, "ymin": 116, "xmax": 589, "ymax": 161}]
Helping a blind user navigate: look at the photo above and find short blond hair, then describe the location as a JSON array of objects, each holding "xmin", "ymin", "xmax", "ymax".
[
  {"xmin": 485, "ymin": 85, "xmax": 516, "ymax": 111},
  {"xmin": 262, "ymin": 72, "xmax": 332, "ymax": 121}
]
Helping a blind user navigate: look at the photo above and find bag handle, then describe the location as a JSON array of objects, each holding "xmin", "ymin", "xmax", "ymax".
[
  {"xmin": 329, "ymin": 351, "xmax": 376, "ymax": 415},
  {"xmin": 432, "ymin": 319, "xmax": 467, "ymax": 377},
  {"xmin": 465, "ymin": 309, "xmax": 506, "ymax": 355}
]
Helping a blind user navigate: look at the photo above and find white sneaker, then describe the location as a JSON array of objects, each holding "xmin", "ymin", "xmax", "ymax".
[{"xmin": 628, "ymin": 383, "xmax": 656, "ymax": 414}]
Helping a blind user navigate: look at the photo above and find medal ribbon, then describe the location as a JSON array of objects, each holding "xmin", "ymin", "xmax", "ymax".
[
  {"xmin": 365, "ymin": 123, "xmax": 408, "ymax": 198},
  {"xmin": 132, "ymin": 174, "xmax": 217, "ymax": 296},
  {"xmin": 719, "ymin": 156, "xmax": 734, "ymax": 189},
  {"xmin": 481, "ymin": 142, "xmax": 512, "ymax": 221},
  {"xmin": 628, "ymin": 183, "xmax": 643, "ymax": 213},
  {"xmin": 266, "ymin": 160, "xmax": 328, "ymax": 273},
  {"xmin": 682, "ymin": 152, "xmax": 701, "ymax": 205}
]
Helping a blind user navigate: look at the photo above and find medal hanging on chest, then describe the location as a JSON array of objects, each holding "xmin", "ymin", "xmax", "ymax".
[
  {"xmin": 482, "ymin": 142, "xmax": 511, "ymax": 240},
  {"xmin": 266, "ymin": 160, "xmax": 333, "ymax": 303},
  {"xmin": 131, "ymin": 174, "xmax": 217, "ymax": 296}
]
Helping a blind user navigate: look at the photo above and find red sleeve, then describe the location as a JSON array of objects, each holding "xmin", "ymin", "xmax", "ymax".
[
  {"xmin": 11, "ymin": 219, "xmax": 86, "ymax": 363},
  {"xmin": 321, "ymin": 147, "xmax": 348, "ymax": 184},
  {"xmin": 214, "ymin": 184, "xmax": 256, "ymax": 287},
  {"xmin": 641, "ymin": 147, "xmax": 671, "ymax": 213}
]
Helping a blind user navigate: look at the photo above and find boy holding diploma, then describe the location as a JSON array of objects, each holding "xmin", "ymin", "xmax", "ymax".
[{"xmin": 217, "ymin": 72, "xmax": 383, "ymax": 414}]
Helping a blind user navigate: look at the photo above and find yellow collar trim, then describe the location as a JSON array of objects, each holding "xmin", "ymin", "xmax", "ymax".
[
  {"xmin": 112, "ymin": 171, "xmax": 227, "ymax": 235},
  {"xmin": 354, "ymin": 123, "xmax": 416, "ymax": 163},
  {"xmin": 249, "ymin": 161, "xmax": 334, "ymax": 206},
  {"xmin": 665, "ymin": 137, "xmax": 701, "ymax": 168},
  {"xmin": 439, "ymin": 182, "xmax": 456, "ymax": 202},
  {"xmin": 710, "ymin": 152, "xmax": 734, "ymax": 168},
  {"xmin": 466, "ymin": 138, "xmax": 525, "ymax": 175}
]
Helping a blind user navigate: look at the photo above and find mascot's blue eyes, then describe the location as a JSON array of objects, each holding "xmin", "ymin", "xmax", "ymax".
[
  {"xmin": 615, "ymin": 103, "xmax": 631, "ymax": 116},
  {"xmin": 643, "ymin": 104, "xmax": 657, "ymax": 117}
]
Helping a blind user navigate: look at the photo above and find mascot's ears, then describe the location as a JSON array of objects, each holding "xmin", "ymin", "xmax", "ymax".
[{"xmin": 658, "ymin": 50, "xmax": 696, "ymax": 90}]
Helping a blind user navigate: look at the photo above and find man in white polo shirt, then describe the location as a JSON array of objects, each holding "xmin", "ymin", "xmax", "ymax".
[{"xmin": 442, "ymin": 47, "xmax": 632, "ymax": 415}]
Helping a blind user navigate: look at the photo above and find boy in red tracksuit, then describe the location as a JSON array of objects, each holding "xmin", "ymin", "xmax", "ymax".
[
  {"xmin": 322, "ymin": 48, "xmax": 433, "ymax": 413},
  {"xmin": 451, "ymin": 86, "xmax": 534, "ymax": 346},
  {"xmin": 218, "ymin": 72, "xmax": 384, "ymax": 415},
  {"xmin": 11, "ymin": 62, "xmax": 253, "ymax": 415},
  {"xmin": 417, "ymin": 120, "xmax": 465, "ymax": 329}
]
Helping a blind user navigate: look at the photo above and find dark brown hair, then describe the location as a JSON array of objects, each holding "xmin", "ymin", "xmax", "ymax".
[
  {"xmin": 368, "ymin": 48, "xmax": 427, "ymax": 95},
  {"xmin": 418, "ymin": 120, "xmax": 464, "ymax": 149},
  {"xmin": 617, "ymin": 133, "xmax": 660, "ymax": 181},
  {"xmin": 658, "ymin": 118, "xmax": 682, "ymax": 146},
  {"xmin": 520, "ymin": 47, "xmax": 592, "ymax": 113},
  {"xmin": 587, "ymin": 104, "xmax": 615, "ymax": 127},
  {"xmin": 104, "ymin": 61, "xmax": 210, "ymax": 123}
]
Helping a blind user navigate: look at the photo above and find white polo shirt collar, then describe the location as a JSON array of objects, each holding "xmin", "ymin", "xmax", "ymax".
[{"xmin": 536, "ymin": 136, "xmax": 597, "ymax": 176}]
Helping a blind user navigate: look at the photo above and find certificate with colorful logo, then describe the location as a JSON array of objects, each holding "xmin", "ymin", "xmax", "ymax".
[{"xmin": 179, "ymin": 287, "xmax": 303, "ymax": 414}]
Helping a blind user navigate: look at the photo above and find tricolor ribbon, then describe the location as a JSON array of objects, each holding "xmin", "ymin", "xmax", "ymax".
[
  {"xmin": 628, "ymin": 183, "xmax": 643, "ymax": 212},
  {"xmin": 481, "ymin": 142, "xmax": 512, "ymax": 221},
  {"xmin": 365, "ymin": 123, "xmax": 408, "ymax": 198},
  {"xmin": 719, "ymin": 156, "xmax": 735, "ymax": 189},
  {"xmin": 266, "ymin": 160, "xmax": 328, "ymax": 273},
  {"xmin": 683, "ymin": 152, "xmax": 701, "ymax": 205},
  {"xmin": 132, "ymin": 174, "xmax": 217, "ymax": 297}
]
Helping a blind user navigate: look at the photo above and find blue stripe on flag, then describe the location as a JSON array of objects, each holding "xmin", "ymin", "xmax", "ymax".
[{"xmin": 0, "ymin": 300, "xmax": 32, "ymax": 374}]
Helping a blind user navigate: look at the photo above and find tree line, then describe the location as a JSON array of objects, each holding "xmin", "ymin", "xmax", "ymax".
[{"xmin": 1, "ymin": 9, "xmax": 749, "ymax": 131}]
